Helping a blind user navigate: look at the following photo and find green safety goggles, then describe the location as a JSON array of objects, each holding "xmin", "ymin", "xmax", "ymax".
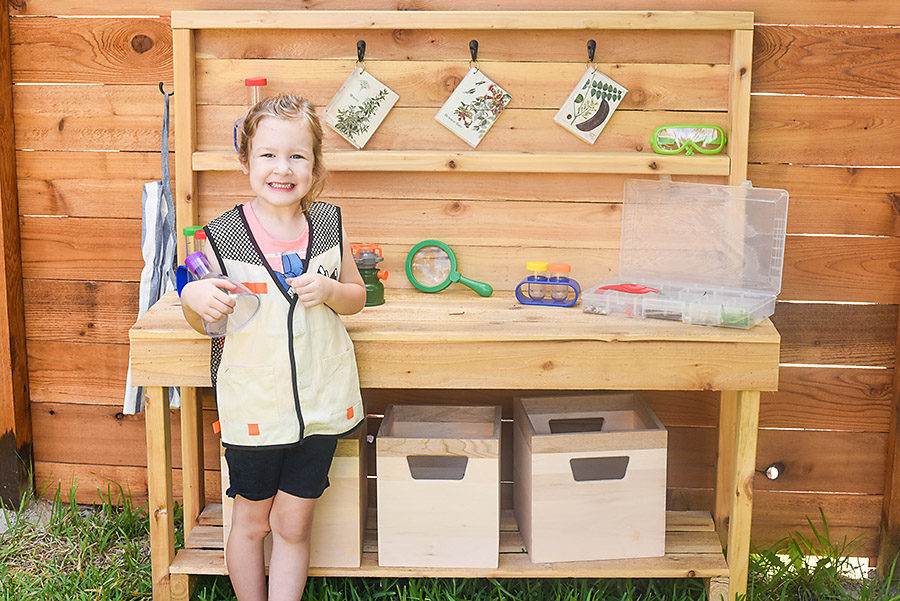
[{"xmin": 650, "ymin": 125, "xmax": 727, "ymax": 156}]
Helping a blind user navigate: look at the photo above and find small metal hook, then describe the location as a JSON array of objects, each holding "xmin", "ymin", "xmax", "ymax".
[
  {"xmin": 469, "ymin": 39, "xmax": 479, "ymax": 64},
  {"xmin": 159, "ymin": 82, "xmax": 172, "ymax": 96},
  {"xmin": 587, "ymin": 40, "xmax": 597, "ymax": 63},
  {"xmin": 357, "ymin": 40, "xmax": 366, "ymax": 63}
]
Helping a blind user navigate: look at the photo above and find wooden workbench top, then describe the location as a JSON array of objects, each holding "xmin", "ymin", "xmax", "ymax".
[
  {"xmin": 129, "ymin": 290, "xmax": 780, "ymax": 391},
  {"xmin": 131, "ymin": 289, "xmax": 779, "ymax": 344}
]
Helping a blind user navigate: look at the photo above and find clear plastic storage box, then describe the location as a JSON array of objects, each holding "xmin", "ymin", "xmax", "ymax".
[{"xmin": 583, "ymin": 178, "xmax": 788, "ymax": 328}]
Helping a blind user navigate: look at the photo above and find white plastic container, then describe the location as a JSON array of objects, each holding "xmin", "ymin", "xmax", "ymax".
[{"xmin": 583, "ymin": 178, "xmax": 788, "ymax": 328}]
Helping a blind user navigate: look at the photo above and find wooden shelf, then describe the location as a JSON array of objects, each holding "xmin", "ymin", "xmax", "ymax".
[
  {"xmin": 172, "ymin": 505, "xmax": 729, "ymax": 579},
  {"xmin": 172, "ymin": 10, "xmax": 754, "ymax": 31},
  {"xmin": 192, "ymin": 150, "xmax": 731, "ymax": 176}
]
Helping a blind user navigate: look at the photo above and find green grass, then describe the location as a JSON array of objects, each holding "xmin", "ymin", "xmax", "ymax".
[
  {"xmin": 746, "ymin": 509, "xmax": 900, "ymax": 601},
  {"xmin": 0, "ymin": 482, "xmax": 156, "ymax": 601},
  {"xmin": 2, "ymin": 483, "xmax": 898, "ymax": 600}
]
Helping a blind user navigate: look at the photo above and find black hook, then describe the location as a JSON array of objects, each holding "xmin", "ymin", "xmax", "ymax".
[
  {"xmin": 159, "ymin": 82, "xmax": 172, "ymax": 96},
  {"xmin": 469, "ymin": 39, "xmax": 479, "ymax": 63},
  {"xmin": 357, "ymin": 40, "xmax": 366, "ymax": 63},
  {"xmin": 587, "ymin": 39, "xmax": 596, "ymax": 63}
]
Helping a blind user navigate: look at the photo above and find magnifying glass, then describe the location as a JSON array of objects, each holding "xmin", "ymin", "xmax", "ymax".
[{"xmin": 405, "ymin": 240, "xmax": 493, "ymax": 297}]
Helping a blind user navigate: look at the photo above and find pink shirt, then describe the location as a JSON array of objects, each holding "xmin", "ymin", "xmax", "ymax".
[{"xmin": 243, "ymin": 202, "xmax": 309, "ymax": 273}]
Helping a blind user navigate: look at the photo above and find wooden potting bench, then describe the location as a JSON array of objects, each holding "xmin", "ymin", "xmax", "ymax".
[
  {"xmin": 131, "ymin": 291, "xmax": 779, "ymax": 601},
  {"xmin": 130, "ymin": 10, "xmax": 772, "ymax": 601}
]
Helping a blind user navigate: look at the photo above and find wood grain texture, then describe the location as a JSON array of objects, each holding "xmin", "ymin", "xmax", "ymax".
[
  {"xmin": 761, "ymin": 366, "xmax": 893, "ymax": 432},
  {"xmin": 200, "ymin": 171, "xmax": 727, "ymax": 205},
  {"xmin": 752, "ymin": 26, "xmax": 900, "ymax": 98},
  {"xmin": 17, "ymin": 150, "xmax": 171, "ymax": 219},
  {"xmin": 756, "ymin": 429, "xmax": 887, "ymax": 494},
  {"xmin": 360, "ymin": 372, "xmax": 895, "ymax": 433},
  {"xmin": 0, "ymin": 0, "xmax": 30, "ymax": 508},
  {"xmin": 23, "ymin": 280, "xmax": 138, "ymax": 344},
  {"xmin": 749, "ymin": 96, "xmax": 900, "ymax": 166},
  {"xmin": 747, "ymin": 164, "xmax": 900, "ymax": 236},
  {"xmin": 196, "ymin": 105, "xmax": 729, "ymax": 153},
  {"xmin": 31, "ymin": 402, "xmax": 221, "ymax": 470},
  {"xmin": 673, "ymin": 487, "xmax": 882, "ymax": 557},
  {"xmin": 781, "ymin": 236, "xmax": 900, "ymax": 304},
  {"xmin": 145, "ymin": 387, "xmax": 175, "ymax": 601},
  {"xmin": 195, "ymin": 28, "xmax": 731, "ymax": 63},
  {"xmin": 33, "ymin": 460, "xmax": 222, "ymax": 505},
  {"xmin": 171, "ymin": 10, "xmax": 754, "ymax": 31},
  {"xmin": 772, "ymin": 302, "xmax": 897, "ymax": 367},
  {"xmin": 195, "ymin": 59, "xmax": 729, "ymax": 110},
  {"xmin": 339, "ymin": 197, "xmax": 621, "ymax": 248},
  {"xmin": 13, "ymin": 84, "xmax": 169, "ymax": 152},
  {"xmin": 9, "ymin": 1, "xmax": 900, "ymax": 26},
  {"xmin": 26, "ymin": 341, "xmax": 129, "ymax": 404},
  {"xmin": 10, "ymin": 17, "xmax": 173, "ymax": 84},
  {"xmin": 19, "ymin": 216, "xmax": 143, "ymax": 281}
]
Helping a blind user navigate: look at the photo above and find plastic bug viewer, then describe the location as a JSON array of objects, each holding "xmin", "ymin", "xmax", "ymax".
[{"xmin": 180, "ymin": 94, "xmax": 366, "ymax": 601}]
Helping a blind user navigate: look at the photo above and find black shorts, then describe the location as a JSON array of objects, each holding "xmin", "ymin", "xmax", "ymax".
[{"xmin": 224, "ymin": 436, "xmax": 338, "ymax": 501}]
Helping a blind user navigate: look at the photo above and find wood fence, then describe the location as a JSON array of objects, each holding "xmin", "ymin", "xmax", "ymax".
[{"xmin": 1, "ymin": 0, "xmax": 898, "ymax": 564}]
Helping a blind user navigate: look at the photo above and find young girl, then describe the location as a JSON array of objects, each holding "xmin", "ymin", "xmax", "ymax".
[{"xmin": 180, "ymin": 94, "xmax": 366, "ymax": 601}]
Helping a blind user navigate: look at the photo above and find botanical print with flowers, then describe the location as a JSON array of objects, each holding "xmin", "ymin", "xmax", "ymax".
[{"xmin": 435, "ymin": 67, "xmax": 512, "ymax": 148}]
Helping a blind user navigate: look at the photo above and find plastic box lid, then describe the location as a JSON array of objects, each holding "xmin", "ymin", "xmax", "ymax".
[{"xmin": 619, "ymin": 178, "xmax": 789, "ymax": 295}]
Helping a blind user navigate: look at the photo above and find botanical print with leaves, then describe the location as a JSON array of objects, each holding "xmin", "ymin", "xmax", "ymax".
[
  {"xmin": 554, "ymin": 66, "xmax": 627, "ymax": 144},
  {"xmin": 324, "ymin": 67, "xmax": 399, "ymax": 149}
]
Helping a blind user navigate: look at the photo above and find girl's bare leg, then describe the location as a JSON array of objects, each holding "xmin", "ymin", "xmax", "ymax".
[
  {"xmin": 226, "ymin": 495, "xmax": 274, "ymax": 601},
  {"xmin": 267, "ymin": 490, "xmax": 317, "ymax": 601}
]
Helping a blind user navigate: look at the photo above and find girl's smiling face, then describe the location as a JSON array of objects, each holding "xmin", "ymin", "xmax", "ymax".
[{"xmin": 242, "ymin": 115, "xmax": 315, "ymax": 213}]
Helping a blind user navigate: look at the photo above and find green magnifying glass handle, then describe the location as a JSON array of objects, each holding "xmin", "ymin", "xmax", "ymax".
[{"xmin": 457, "ymin": 274, "xmax": 493, "ymax": 297}]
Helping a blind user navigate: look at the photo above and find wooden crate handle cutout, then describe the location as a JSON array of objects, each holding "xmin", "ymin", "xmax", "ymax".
[
  {"xmin": 407, "ymin": 455, "xmax": 468, "ymax": 480},
  {"xmin": 569, "ymin": 456, "xmax": 630, "ymax": 482}
]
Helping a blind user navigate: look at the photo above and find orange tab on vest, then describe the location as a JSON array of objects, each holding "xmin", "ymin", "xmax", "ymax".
[
  {"xmin": 248, "ymin": 423, "xmax": 260, "ymax": 436},
  {"xmin": 242, "ymin": 282, "xmax": 268, "ymax": 294},
  {"xmin": 347, "ymin": 407, "xmax": 354, "ymax": 420},
  {"xmin": 212, "ymin": 420, "xmax": 221, "ymax": 434}
]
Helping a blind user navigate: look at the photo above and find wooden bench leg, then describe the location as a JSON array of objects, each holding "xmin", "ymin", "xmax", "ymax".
[
  {"xmin": 179, "ymin": 386, "xmax": 205, "ymax": 541},
  {"xmin": 707, "ymin": 576, "xmax": 730, "ymax": 601},
  {"xmin": 170, "ymin": 574, "xmax": 192, "ymax": 601},
  {"xmin": 715, "ymin": 391, "xmax": 739, "ymax": 547},
  {"xmin": 146, "ymin": 386, "xmax": 175, "ymax": 601},
  {"xmin": 724, "ymin": 390, "xmax": 760, "ymax": 601}
]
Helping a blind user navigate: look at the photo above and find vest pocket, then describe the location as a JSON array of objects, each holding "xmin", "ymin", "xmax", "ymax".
[
  {"xmin": 217, "ymin": 364, "xmax": 282, "ymax": 424},
  {"xmin": 320, "ymin": 348, "xmax": 362, "ymax": 418}
]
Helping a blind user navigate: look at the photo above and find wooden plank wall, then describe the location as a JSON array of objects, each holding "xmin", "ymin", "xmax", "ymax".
[{"xmin": 11, "ymin": 0, "xmax": 899, "ymax": 562}]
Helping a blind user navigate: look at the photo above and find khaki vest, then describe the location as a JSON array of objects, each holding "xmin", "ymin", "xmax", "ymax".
[{"xmin": 205, "ymin": 202, "xmax": 364, "ymax": 448}]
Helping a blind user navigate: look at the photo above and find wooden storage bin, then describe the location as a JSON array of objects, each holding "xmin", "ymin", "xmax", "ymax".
[
  {"xmin": 221, "ymin": 425, "xmax": 367, "ymax": 568},
  {"xmin": 514, "ymin": 393, "xmax": 667, "ymax": 563},
  {"xmin": 376, "ymin": 404, "xmax": 501, "ymax": 568}
]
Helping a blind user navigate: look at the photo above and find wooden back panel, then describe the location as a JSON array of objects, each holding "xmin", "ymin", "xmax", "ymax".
[{"xmin": 173, "ymin": 11, "xmax": 752, "ymax": 291}]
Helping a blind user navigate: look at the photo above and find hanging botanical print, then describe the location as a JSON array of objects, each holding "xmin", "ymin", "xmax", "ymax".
[
  {"xmin": 554, "ymin": 66, "xmax": 627, "ymax": 144},
  {"xmin": 324, "ymin": 66, "xmax": 399, "ymax": 149},
  {"xmin": 435, "ymin": 67, "xmax": 512, "ymax": 148}
]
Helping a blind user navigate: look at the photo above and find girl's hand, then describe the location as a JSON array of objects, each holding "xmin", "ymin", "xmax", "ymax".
[
  {"xmin": 287, "ymin": 273, "xmax": 335, "ymax": 308},
  {"xmin": 180, "ymin": 278, "xmax": 238, "ymax": 322}
]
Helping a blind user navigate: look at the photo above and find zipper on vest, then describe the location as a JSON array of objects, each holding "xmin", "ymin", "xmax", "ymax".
[{"xmin": 287, "ymin": 301, "xmax": 305, "ymax": 437}]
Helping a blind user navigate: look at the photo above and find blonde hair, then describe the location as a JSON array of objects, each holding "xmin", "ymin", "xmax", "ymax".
[{"xmin": 237, "ymin": 94, "xmax": 326, "ymax": 211}]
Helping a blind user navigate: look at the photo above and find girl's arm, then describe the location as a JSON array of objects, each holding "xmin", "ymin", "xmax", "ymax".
[{"xmin": 288, "ymin": 227, "xmax": 366, "ymax": 314}]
